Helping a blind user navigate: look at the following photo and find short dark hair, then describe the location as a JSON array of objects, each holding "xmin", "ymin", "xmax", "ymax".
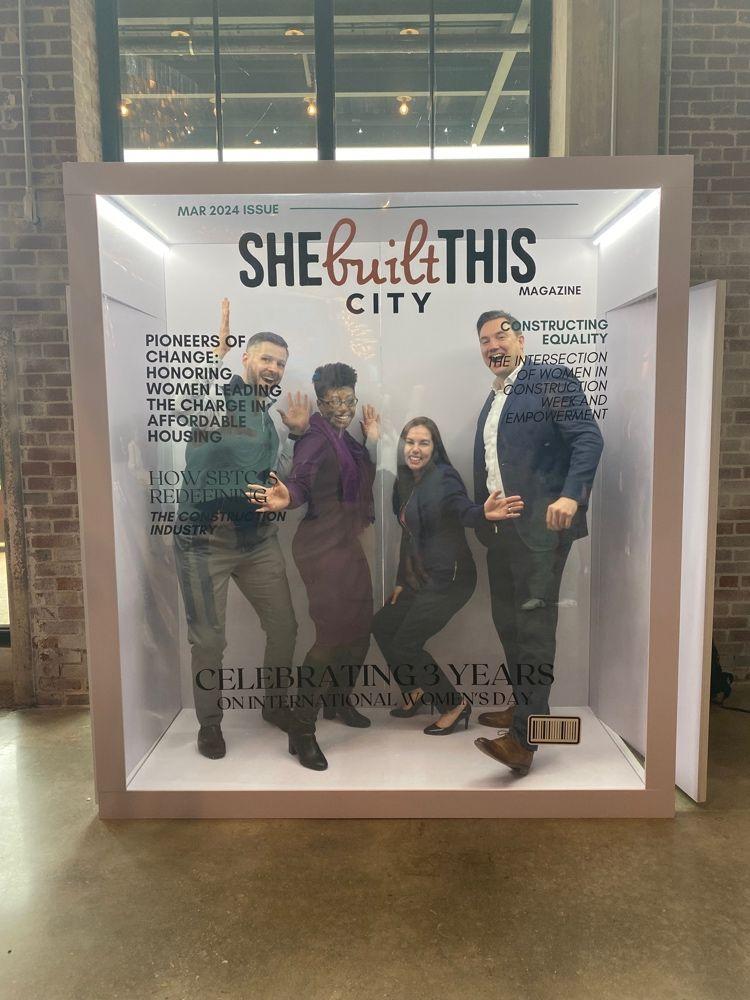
[
  {"xmin": 312, "ymin": 362, "xmax": 357, "ymax": 400},
  {"xmin": 246, "ymin": 331, "xmax": 289, "ymax": 352},
  {"xmin": 476, "ymin": 310, "xmax": 521, "ymax": 335}
]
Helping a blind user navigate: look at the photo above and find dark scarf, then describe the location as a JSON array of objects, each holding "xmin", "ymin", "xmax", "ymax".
[{"xmin": 309, "ymin": 413, "xmax": 372, "ymax": 513}]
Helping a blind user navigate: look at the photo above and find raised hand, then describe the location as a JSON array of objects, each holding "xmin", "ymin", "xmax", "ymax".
[
  {"xmin": 360, "ymin": 403, "xmax": 380, "ymax": 442},
  {"xmin": 245, "ymin": 471, "xmax": 291, "ymax": 512},
  {"xmin": 278, "ymin": 391, "xmax": 311, "ymax": 436},
  {"xmin": 484, "ymin": 492, "xmax": 524, "ymax": 521},
  {"xmin": 216, "ymin": 297, "xmax": 231, "ymax": 359}
]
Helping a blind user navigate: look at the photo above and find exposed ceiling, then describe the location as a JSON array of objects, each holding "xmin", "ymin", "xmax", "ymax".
[{"xmin": 116, "ymin": 1, "xmax": 532, "ymax": 153}]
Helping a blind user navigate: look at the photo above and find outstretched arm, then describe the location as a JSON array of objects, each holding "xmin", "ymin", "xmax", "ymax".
[
  {"xmin": 440, "ymin": 466, "xmax": 523, "ymax": 527},
  {"xmin": 483, "ymin": 492, "xmax": 524, "ymax": 521},
  {"xmin": 245, "ymin": 471, "xmax": 291, "ymax": 512},
  {"xmin": 215, "ymin": 297, "xmax": 231, "ymax": 360}
]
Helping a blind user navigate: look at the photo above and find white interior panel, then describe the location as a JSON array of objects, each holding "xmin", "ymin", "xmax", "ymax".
[
  {"xmin": 596, "ymin": 194, "xmax": 660, "ymax": 314},
  {"xmin": 99, "ymin": 221, "xmax": 182, "ymax": 777},
  {"xmin": 588, "ymin": 294, "xmax": 657, "ymax": 754},
  {"xmin": 98, "ymin": 209, "xmax": 166, "ymax": 318},
  {"xmin": 676, "ymin": 281, "xmax": 723, "ymax": 802}
]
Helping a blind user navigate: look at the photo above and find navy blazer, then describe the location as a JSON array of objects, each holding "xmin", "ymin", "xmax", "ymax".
[
  {"xmin": 473, "ymin": 360, "xmax": 604, "ymax": 550},
  {"xmin": 395, "ymin": 462, "xmax": 483, "ymax": 590}
]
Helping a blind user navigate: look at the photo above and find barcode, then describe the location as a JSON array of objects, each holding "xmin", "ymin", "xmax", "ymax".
[{"xmin": 527, "ymin": 715, "xmax": 581, "ymax": 745}]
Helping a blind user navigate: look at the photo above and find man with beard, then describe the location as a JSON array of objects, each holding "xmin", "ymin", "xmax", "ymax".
[
  {"xmin": 471, "ymin": 310, "xmax": 603, "ymax": 775},
  {"xmin": 173, "ymin": 298, "xmax": 309, "ymax": 759}
]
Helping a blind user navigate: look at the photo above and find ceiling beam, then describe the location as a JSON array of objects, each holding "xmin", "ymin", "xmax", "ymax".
[
  {"xmin": 121, "ymin": 34, "xmax": 530, "ymax": 57},
  {"xmin": 118, "ymin": 14, "xmax": 516, "ymax": 28},
  {"xmin": 471, "ymin": 0, "xmax": 530, "ymax": 144},
  {"xmin": 121, "ymin": 90, "xmax": 531, "ymax": 101}
]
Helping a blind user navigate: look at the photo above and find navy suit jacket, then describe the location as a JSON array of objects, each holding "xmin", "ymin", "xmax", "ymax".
[{"xmin": 473, "ymin": 360, "xmax": 604, "ymax": 550}]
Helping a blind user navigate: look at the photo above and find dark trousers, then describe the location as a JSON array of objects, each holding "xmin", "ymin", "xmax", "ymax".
[
  {"xmin": 372, "ymin": 564, "xmax": 476, "ymax": 714},
  {"xmin": 289, "ymin": 636, "xmax": 370, "ymax": 735},
  {"xmin": 486, "ymin": 527, "xmax": 572, "ymax": 750}
]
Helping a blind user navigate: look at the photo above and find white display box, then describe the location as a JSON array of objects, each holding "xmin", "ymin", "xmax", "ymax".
[{"xmin": 63, "ymin": 157, "xmax": 702, "ymax": 819}]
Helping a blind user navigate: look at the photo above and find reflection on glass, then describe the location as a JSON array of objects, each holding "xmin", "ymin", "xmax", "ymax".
[
  {"xmin": 334, "ymin": 2, "xmax": 431, "ymax": 159},
  {"xmin": 435, "ymin": 2, "xmax": 530, "ymax": 157},
  {"xmin": 116, "ymin": 2, "xmax": 532, "ymax": 161},
  {"xmin": 92, "ymin": 188, "xmax": 660, "ymax": 794},
  {"xmin": 118, "ymin": 3, "xmax": 218, "ymax": 158},
  {"xmin": 219, "ymin": 4, "xmax": 317, "ymax": 159}
]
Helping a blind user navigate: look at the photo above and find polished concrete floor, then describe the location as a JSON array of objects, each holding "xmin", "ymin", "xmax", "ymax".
[{"xmin": 1, "ymin": 702, "xmax": 749, "ymax": 1000}]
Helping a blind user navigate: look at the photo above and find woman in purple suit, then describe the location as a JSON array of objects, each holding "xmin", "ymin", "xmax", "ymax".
[{"xmin": 249, "ymin": 362, "xmax": 379, "ymax": 771}]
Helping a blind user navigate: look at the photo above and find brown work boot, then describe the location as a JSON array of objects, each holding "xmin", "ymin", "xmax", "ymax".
[
  {"xmin": 477, "ymin": 706, "xmax": 515, "ymax": 729},
  {"xmin": 474, "ymin": 731, "xmax": 534, "ymax": 775}
]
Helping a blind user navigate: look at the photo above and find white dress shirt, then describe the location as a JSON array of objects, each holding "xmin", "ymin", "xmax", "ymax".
[{"xmin": 483, "ymin": 365, "xmax": 520, "ymax": 495}]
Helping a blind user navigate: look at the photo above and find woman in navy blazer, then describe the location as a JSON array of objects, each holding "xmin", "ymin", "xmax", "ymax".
[{"xmin": 372, "ymin": 417, "xmax": 522, "ymax": 735}]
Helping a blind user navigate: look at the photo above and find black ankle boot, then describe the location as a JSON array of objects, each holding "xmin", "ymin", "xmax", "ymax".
[
  {"xmin": 324, "ymin": 703, "xmax": 371, "ymax": 728},
  {"xmin": 288, "ymin": 732, "xmax": 328, "ymax": 771},
  {"xmin": 197, "ymin": 723, "xmax": 226, "ymax": 759}
]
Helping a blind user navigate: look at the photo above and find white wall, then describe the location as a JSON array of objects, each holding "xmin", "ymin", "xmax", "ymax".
[
  {"xmin": 588, "ymin": 294, "xmax": 656, "ymax": 753},
  {"xmin": 589, "ymin": 207, "xmax": 660, "ymax": 753},
  {"xmin": 676, "ymin": 281, "xmax": 722, "ymax": 801},
  {"xmin": 98, "ymin": 213, "xmax": 182, "ymax": 777},
  {"xmin": 596, "ymin": 200, "xmax": 661, "ymax": 315}
]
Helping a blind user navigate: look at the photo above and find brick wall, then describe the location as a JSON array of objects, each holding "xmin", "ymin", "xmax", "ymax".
[
  {"xmin": 667, "ymin": 0, "xmax": 750, "ymax": 678},
  {"xmin": 0, "ymin": 0, "xmax": 99, "ymax": 707}
]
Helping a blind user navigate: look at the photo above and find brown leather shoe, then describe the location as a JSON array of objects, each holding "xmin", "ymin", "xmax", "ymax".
[
  {"xmin": 474, "ymin": 731, "xmax": 534, "ymax": 775},
  {"xmin": 477, "ymin": 706, "xmax": 515, "ymax": 729}
]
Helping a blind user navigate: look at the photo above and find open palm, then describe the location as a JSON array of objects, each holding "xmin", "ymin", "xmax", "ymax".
[
  {"xmin": 484, "ymin": 492, "xmax": 524, "ymax": 521},
  {"xmin": 278, "ymin": 391, "xmax": 311, "ymax": 436},
  {"xmin": 360, "ymin": 403, "xmax": 380, "ymax": 442},
  {"xmin": 245, "ymin": 472, "xmax": 291, "ymax": 512}
]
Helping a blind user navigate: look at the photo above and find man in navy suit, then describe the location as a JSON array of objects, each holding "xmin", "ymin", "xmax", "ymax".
[{"xmin": 472, "ymin": 310, "xmax": 604, "ymax": 775}]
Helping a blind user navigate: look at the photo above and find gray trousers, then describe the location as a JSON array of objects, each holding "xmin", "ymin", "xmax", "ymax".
[{"xmin": 174, "ymin": 528, "xmax": 298, "ymax": 727}]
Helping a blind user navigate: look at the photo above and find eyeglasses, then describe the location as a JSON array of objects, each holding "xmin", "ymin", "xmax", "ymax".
[{"xmin": 319, "ymin": 395, "xmax": 357, "ymax": 411}]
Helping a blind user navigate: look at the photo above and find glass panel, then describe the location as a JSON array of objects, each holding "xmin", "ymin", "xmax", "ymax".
[
  {"xmin": 334, "ymin": 1, "xmax": 431, "ymax": 160},
  {"xmin": 114, "ymin": 2, "xmax": 534, "ymax": 162},
  {"xmin": 117, "ymin": 2, "xmax": 219, "ymax": 160},
  {"xmin": 91, "ymin": 186, "xmax": 661, "ymax": 795},
  {"xmin": 435, "ymin": 1, "xmax": 530, "ymax": 159},
  {"xmin": 218, "ymin": 2, "xmax": 317, "ymax": 162}
]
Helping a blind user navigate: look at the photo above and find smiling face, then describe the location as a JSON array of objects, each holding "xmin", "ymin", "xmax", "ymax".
[
  {"xmin": 478, "ymin": 317, "xmax": 525, "ymax": 379},
  {"xmin": 318, "ymin": 387, "xmax": 357, "ymax": 430},
  {"xmin": 403, "ymin": 424, "xmax": 435, "ymax": 474},
  {"xmin": 242, "ymin": 340, "xmax": 288, "ymax": 389}
]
